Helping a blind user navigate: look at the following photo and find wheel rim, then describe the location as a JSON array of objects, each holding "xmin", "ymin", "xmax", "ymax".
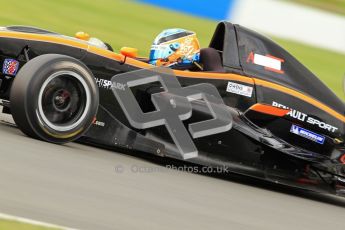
[{"xmin": 37, "ymin": 70, "xmax": 91, "ymax": 132}]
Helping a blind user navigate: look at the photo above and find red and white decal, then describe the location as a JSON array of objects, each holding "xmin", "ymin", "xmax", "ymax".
[{"xmin": 247, "ymin": 52, "xmax": 284, "ymax": 74}]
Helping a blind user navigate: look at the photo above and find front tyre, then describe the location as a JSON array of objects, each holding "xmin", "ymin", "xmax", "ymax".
[{"xmin": 10, "ymin": 54, "xmax": 99, "ymax": 144}]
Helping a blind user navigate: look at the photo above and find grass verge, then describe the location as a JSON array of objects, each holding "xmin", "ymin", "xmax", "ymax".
[{"xmin": 0, "ymin": 219, "xmax": 59, "ymax": 230}]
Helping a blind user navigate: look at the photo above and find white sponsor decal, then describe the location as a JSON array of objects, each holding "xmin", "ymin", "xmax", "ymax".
[
  {"xmin": 226, "ymin": 82, "xmax": 253, "ymax": 98},
  {"xmin": 247, "ymin": 52, "xmax": 284, "ymax": 74},
  {"xmin": 272, "ymin": 101, "xmax": 338, "ymax": 133},
  {"xmin": 253, "ymin": 54, "xmax": 282, "ymax": 71},
  {"xmin": 95, "ymin": 78, "xmax": 126, "ymax": 90}
]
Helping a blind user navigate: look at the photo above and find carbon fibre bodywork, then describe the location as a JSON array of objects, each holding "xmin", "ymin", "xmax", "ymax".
[{"xmin": 0, "ymin": 22, "xmax": 345, "ymax": 196}]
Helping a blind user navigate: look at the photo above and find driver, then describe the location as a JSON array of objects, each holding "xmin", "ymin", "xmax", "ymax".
[{"xmin": 149, "ymin": 28, "xmax": 202, "ymax": 70}]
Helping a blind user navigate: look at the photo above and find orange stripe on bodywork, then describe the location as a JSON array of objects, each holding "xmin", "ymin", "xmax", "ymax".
[
  {"xmin": 120, "ymin": 59, "xmax": 345, "ymax": 123},
  {"xmin": 88, "ymin": 45, "xmax": 124, "ymax": 62},
  {"xmin": 116, "ymin": 55, "xmax": 254, "ymax": 84},
  {"xmin": 0, "ymin": 30, "xmax": 344, "ymax": 123},
  {"xmin": 175, "ymin": 70, "xmax": 254, "ymax": 84},
  {"xmin": 249, "ymin": 103, "xmax": 289, "ymax": 117},
  {"xmin": 0, "ymin": 31, "xmax": 89, "ymax": 49},
  {"xmin": 254, "ymin": 79, "xmax": 345, "ymax": 123},
  {"xmin": 0, "ymin": 30, "xmax": 125, "ymax": 62}
]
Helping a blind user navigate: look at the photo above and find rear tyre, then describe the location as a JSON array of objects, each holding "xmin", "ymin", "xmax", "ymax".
[{"xmin": 10, "ymin": 54, "xmax": 99, "ymax": 144}]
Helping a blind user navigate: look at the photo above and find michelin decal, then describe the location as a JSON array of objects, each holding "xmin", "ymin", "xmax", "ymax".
[{"xmin": 290, "ymin": 125, "xmax": 325, "ymax": 144}]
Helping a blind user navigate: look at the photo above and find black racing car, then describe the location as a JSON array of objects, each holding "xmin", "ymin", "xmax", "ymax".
[{"xmin": 0, "ymin": 22, "xmax": 344, "ymax": 197}]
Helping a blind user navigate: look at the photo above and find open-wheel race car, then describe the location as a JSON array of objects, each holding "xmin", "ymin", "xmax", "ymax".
[{"xmin": 0, "ymin": 21, "xmax": 344, "ymax": 197}]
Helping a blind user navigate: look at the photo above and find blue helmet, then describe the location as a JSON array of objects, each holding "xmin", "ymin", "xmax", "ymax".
[{"xmin": 149, "ymin": 28, "xmax": 200, "ymax": 68}]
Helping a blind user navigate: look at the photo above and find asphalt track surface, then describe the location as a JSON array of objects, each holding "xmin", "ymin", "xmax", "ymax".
[{"xmin": 0, "ymin": 110, "xmax": 344, "ymax": 230}]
